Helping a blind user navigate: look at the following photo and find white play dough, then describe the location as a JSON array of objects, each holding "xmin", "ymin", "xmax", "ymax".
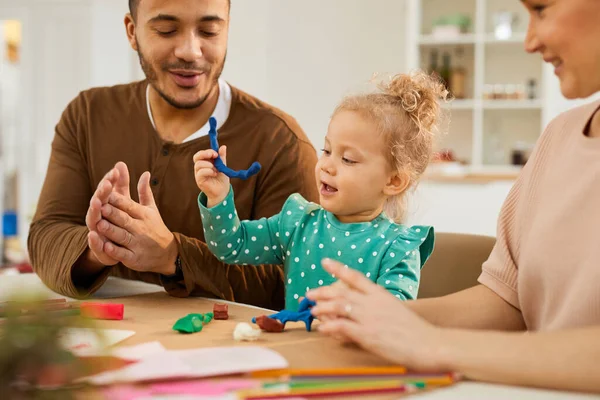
[{"xmin": 233, "ymin": 322, "xmax": 261, "ymax": 342}]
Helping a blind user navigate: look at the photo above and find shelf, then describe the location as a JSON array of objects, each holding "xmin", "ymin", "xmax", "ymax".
[
  {"xmin": 409, "ymin": 0, "xmax": 548, "ymax": 172},
  {"xmin": 484, "ymin": 33, "xmax": 527, "ymax": 44},
  {"xmin": 419, "ymin": 33, "xmax": 527, "ymax": 46},
  {"xmin": 443, "ymin": 99, "xmax": 475, "ymax": 110},
  {"xmin": 482, "ymin": 100, "xmax": 542, "ymax": 110},
  {"xmin": 442, "ymin": 100, "xmax": 542, "ymax": 110},
  {"xmin": 419, "ymin": 34, "xmax": 477, "ymax": 45},
  {"xmin": 424, "ymin": 164, "xmax": 522, "ymax": 183}
]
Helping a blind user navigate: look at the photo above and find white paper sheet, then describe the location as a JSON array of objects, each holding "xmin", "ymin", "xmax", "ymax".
[
  {"xmin": 0, "ymin": 274, "xmax": 163, "ymax": 302},
  {"xmin": 59, "ymin": 328, "xmax": 136, "ymax": 356},
  {"xmin": 0, "ymin": 274, "xmax": 73, "ymax": 302},
  {"xmin": 80, "ymin": 346, "xmax": 288, "ymax": 385},
  {"xmin": 109, "ymin": 341, "xmax": 167, "ymax": 360}
]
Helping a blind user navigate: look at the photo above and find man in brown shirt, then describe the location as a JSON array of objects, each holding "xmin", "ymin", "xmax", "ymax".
[{"xmin": 27, "ymin": 0, "xmax": 318, "ymax": 310}]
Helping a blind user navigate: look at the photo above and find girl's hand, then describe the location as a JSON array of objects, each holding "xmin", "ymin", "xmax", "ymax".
[{"xmin": 193, "ymin": 145, "xmax": 230, "ymax": 207}]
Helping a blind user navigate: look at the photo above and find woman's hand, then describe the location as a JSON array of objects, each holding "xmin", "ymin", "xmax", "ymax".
[
  {"xmin": 307, "ymin": 259, "xmax": 447, "ymax": 372},
  {"xmin": 193, "ymin": 145, "xmax": 230, "ymax": 207}
]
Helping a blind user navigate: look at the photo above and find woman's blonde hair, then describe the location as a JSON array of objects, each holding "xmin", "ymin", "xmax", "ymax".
[{"xmin": 334, "ymin": 70, "xmax": 449, "ymax": 223}]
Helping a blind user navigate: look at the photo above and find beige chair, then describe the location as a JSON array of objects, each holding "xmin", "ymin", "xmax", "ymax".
[{"xmin": 418, "ymin": 232, "xmax": 496, "ymax": 299}]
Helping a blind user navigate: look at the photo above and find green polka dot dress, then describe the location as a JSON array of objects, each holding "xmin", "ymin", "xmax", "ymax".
[{"xmin": 199, "ymin": 188, "xmax": 434, "ymax": 311}]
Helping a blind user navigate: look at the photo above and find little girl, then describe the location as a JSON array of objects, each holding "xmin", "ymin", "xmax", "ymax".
[{"xmin": 194, "ymin": 71, "xmax": 447, "ymax": 310}]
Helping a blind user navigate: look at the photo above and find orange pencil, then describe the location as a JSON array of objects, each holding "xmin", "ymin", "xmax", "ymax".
[{"xmin": 250, "ymin": 366, "xmax": 408, "ymax": 379}]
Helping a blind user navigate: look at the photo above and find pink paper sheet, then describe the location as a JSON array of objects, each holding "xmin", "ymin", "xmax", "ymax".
[{"xmin": 104, "ymin": 379, "xmax": 258, "ymax": 400}]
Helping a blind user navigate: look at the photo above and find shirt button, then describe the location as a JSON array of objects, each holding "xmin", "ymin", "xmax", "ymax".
[
  {"xmin": 162, "ymin": 147, "xmax": 169, "ymax": 156},
  {"xmin": 151, "ymin": 178, "xmax": 159, "ymax": 186}
]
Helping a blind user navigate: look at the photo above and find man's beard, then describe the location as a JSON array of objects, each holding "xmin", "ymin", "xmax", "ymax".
[{"xmin": 137, "ymin": 43, "xmax": 226, "ymax": 110}]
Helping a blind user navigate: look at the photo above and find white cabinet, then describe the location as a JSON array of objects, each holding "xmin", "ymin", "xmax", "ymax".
[
  {"xmin": 404, "ymin": 0, "xmax": 597, "ymax": 170},
  {"xmin": 403, "ymin": 0, "xmax": 600, "ymax": 237}
]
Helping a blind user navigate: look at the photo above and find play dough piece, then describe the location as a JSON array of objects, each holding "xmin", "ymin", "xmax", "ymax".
[
  {"xmin": 251, "ymin": 298, "xmax": 316, "ymax": 332},
  {"xmin": 233, "ymin": 322, "xmax": 261, "ymax": 341},
  {"xmin": 80, "ymin": 302, "xmax": 124, "ymax": 320},
  {"xmin": 213, "ymin": 303, "xmax": 229, "ymax": 320},
  {"xmin": 172, "ymin": 314, "xmax": 205, "ymax": 334},
  {"xmin": 203, "ymin": 312, "xmax": 214, "ymax": 324},
  {"xmin": 298, "ymin": 298, "xmax": 316, "ymax": 312},
  {"xmin": 255, "ymin": 315, "xmax": 285, "ymax": 332},
  {"xmin": 208, "ymin": 117, "xmax": 261, "ymax": 180}
]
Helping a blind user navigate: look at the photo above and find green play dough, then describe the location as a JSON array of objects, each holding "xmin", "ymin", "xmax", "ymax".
[
  {"xmin": 172, "ymin": 314, "xmax": 205, "ymax": 334},
  {"xmin": 203, "ymin": 312, "xmax": 214, "ymax": 324}
]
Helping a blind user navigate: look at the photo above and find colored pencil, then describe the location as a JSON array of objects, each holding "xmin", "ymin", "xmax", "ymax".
[
  {"xmin": 238, "ymin": 381, "xmax": 418, "ymax": 399},
  {"xmin": 288, "ymin": 372, "xmax": 456, "ymax": 381},
  {"xmin": 262, "ymin": 374, "xmax": 456, "ymax": 389},
  {"xmin": 0, "ymin": 300, "xmax": 79, "ymax": 318},
  {"xmin": 241, "ymin": 369, "xmax": 460, "ymax": 399},
  {"xmin": 250, "ymin": 366, "xmax": 407, "ymax": 378},
  {"xmin": 0, "ymin": 298, "xmax": 66, "ymax": 307}
]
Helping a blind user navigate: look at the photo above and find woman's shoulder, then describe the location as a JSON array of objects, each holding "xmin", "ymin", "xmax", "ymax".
[
  {"xmin": 542, "ymin": 99, "xmax": 600, "ymax": 142},
  {"xmin": 553, "ymin": 99, "xmax": 600, "ymax": 124}
]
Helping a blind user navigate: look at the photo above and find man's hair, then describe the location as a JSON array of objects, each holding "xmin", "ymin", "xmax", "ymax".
[
  {"xmin": 129, "ymin": 0, "xmax": 231, "ymax": 19},
  {"xmin": 129, "ymin": 0, "xmax": 138, "ymax": 18}
]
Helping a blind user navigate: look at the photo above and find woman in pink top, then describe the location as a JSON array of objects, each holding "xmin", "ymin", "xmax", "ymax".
[{"xmin": 307, "ymin": 0, "xmax": 600, "ymax": 393}]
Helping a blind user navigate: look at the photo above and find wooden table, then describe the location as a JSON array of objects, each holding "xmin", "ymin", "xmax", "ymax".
[
  {"xmin": 95, "ymin": 292, "xmax": 394, "ymax": 368},
  {"xmin": 2, "ymin": 275, "xmax": 598, "ymax": 399}
]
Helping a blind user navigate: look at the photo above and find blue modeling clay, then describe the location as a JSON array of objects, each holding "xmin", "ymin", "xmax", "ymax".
[
  {"xmin": 252, "ymin": 298, "xmax": 317, "ymax": 332},
  {"xmin": 208, "ymin": 117, "xmax": 261, "ymax": 180},
  {"xmin": 298, "ymin": 298, "xmax": 316, "ymax": 312}
]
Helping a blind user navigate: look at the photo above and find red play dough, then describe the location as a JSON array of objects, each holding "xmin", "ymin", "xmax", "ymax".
[
  {"xmin": 80, "ymin": 303, "xmax": 124, "ymax": 320},
  {"xmin": 213, "ymin": 303, "xmax": 229, "ymax": 320},
  {"xmin": 255, "ymin": 315, "xmax": 284, "ymax": 332}
]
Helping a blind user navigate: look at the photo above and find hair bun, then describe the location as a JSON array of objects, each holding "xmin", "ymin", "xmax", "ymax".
[{"xmin": 378, "ymin": 71, "xmax": 449, "ymax": 135}]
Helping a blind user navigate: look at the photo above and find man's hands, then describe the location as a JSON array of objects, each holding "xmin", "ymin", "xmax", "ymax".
[
  {"xmin": 82, "ymin": 162, "xmax": 177, "ymax": 276},
  {"xmin": 84, "ymin": 163, "xmax": 130, "ymax": 267}
]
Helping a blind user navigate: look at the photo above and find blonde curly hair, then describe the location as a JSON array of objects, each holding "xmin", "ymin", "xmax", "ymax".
[{"xmin": 334, "ymin": 70, "xmax": 449, "ymax": 223}]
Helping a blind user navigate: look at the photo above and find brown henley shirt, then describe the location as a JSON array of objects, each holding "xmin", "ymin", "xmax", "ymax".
[{"xmin": 28, "ymin": 81, "xmax": 319, "ymax": 310}]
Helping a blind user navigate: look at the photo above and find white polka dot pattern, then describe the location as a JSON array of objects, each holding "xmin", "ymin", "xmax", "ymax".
[{"xmin": 200, "ymin": 191, "xmax": 429, "ymax": 309}]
